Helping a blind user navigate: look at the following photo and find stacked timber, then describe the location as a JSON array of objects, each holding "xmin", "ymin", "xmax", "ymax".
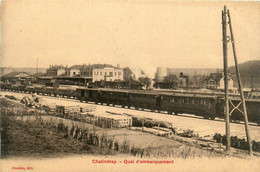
[
  {"xmin": 86, "ymin": 112, "xmax": 132, "ymax": 128},
  {"xmin": 21, "ymin": 94, "xmax": 40, "ymax": 108},
  {"xmin": 80, "ymin": 106, "xmax": 96, "ymax": 113},
  {"xmin": 131, "ymin": 127, "xmax": 173, "ymax": 136},
  {"xmin": 56, "ymin": 105, "xmax": 81, "ymax": 117}
]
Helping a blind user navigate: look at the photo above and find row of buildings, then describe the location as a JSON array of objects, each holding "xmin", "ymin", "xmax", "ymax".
[
  {"xmin": 46, "ymin": 64, "xmax": 124, "ymax": 82},
  {"xmin": 1, "ymin": 64, "xmax": 236, "ymax": 91},
  {"xmin": 154, "ymin": 67, "xmax": 235, "ymax": 91}
]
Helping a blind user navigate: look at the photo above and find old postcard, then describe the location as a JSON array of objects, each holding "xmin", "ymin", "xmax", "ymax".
[{"xmin": 1, "ymin": 0, "xmax": 260, "ymax": 171}]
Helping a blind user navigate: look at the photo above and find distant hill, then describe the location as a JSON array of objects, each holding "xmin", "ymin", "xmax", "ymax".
[
  {"xmin": 167, "ymin": 68, "xmax": 219, "ymax": 76},
  {"xmin": 0, "ymin": 67, "xmax": 47, "ymax": 76},
  {"xmin": 228, "ymin": 60, "xmax": 260, "ymax": 88}
]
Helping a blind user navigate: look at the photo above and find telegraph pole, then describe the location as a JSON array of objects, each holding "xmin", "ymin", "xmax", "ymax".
[
  {"xmin": 222, "ymin": 6, "xmax": 231, "ymax": 152},
  {"xmin": 227, "ymin": 9, "xmax": 253, "ymax": 156},
  {"xmin": 36, "ymin": 58, "xmax": 39, "ymax": 77}
]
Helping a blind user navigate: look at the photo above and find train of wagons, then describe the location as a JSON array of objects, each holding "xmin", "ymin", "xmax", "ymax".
[{"xmin": 1, "ymin": 82, "xmax": 260, "ymax": 124}]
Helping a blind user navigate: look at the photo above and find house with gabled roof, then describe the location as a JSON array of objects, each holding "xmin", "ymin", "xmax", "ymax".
[
  {"xmin": 46, "ymin": 65, "xmax": 66, "ymax": 76},
  {"xmin": 1, "ymin": 72, "xmax": 31, "ymax": 85},
  {"xmin": 65, "ymin": 65, "xmax": 81, "ymax": 77},
  {"xmin": 205, "ymin": 72, "xmax": 234, "ymax": 90}
]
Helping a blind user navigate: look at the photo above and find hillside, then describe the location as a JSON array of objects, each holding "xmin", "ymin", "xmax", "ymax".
[
  {"xmin": 228, "ymin": 60, "xmax": 260, "ymax": 88},
  {"xmin": 167, "ymin": 68, "xmax": 219, "ymax": 76},
  {"xmin": 0, "ymin": 67, "xmax": 47, "ymax": 76}
]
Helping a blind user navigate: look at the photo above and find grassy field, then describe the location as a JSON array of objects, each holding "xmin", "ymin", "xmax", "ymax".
[
  {"xmin": 1, "ymin": 113, "xmax": 115, "ymax": 158},
  {"xmin": 0, "ymin": 97, "xmax": 255, "ymax": 159}
]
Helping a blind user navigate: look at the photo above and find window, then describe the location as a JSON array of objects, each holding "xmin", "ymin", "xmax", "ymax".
[
  {"xmin": 119, "ymin": 72, "xmax": 121, "ymax": 75},
  {"xmin": 115, "ymin": 72, "xmax": 117, "ymax": 76},
  {"xmin": 170, "ymin": 97, "xmax": 175, "ymax": 103},
  {"xmin": 109, "ymin": 72, "xmax": 113, "ymax": 76},
  {"xmin": 101, "ymin": 72, "xmax": 102, "ymax": 75}
]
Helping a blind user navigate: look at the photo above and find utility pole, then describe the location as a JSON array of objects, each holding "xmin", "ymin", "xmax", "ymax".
[
  {"xmin": 250, "ymin": 73, "xmax": 253, "ymax": 89},
  {"xmin": 222, "ymin": 5, "xmax": 231, "ymax": 152},
  {"xmin": 227, "ymin": 9, "xmax": 253, "ymax": 156},
  {"xmin": 36, "ymin": 58, "xmax": 39, "ymax": 77}
]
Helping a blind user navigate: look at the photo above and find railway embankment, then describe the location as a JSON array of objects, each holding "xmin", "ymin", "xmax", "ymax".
[{"xmin": 1, "ymin": 96, "xmax": 259, "ymax": 158}]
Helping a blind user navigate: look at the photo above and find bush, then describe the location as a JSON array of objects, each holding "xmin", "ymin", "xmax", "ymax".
[
  {"xmin": 5, "ymin": 95, "xmax": 17, "ymax": 100},
  {"xmin": 180, "ymin": 129, "xmax": 196, "ymax": 138},
  {"xmin": 213, "ymin": 133, "xmax": 222, "ymax": 143},
  {"xmin": 213, "ymin": 133, "xmax": 260, "ymax": 152}
]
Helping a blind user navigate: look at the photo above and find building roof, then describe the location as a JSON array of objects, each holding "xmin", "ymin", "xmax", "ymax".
[
  {"xmin": 55, "ymin": 76, "xmax": 92, "ymax": 79},
  {"xmin": 69, "ymin": 65, "xmax": 83, "ymax": 69},
  {"xmin": 38, "ymin": 76, "xmax": 53, "ymax": 79},
  {"xmin": 48, "ymin": 65, "xmax": 66, "ymax": 69},
  {"xmin": 1, "ymin": 72, "xmax": 31, "ymax": 78},
  {"xmin": 81, "ymin": 64, "xmax": 116, "ymax": 69},
  {"xmin": 209, "ymin": 73, "xmax": 223, "ymax": 80},
  {"xmin": 204, "ymin": 72, "xmax": 233, "ymax": 82}
]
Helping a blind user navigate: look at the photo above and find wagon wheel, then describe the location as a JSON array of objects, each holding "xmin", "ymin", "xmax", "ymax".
[
  {"xmin": 203, "ymin": 116, "xmax": 210, "ymax": 119},
  {"xmin": 209, "ymin": 117, "xmax": 215, "ymax": 120}
]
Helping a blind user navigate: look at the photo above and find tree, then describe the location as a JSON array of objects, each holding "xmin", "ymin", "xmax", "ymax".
[
  {"xmin": 138, "ymin": 77, "xmax": 151, "ymax": 90},
  {"xmin": 123, "ymin": 67, "xmax": 134, "ymax": 81},
  {"xmin": 163, "ymin": 74, "xmax": 178, "ymax": 82}
]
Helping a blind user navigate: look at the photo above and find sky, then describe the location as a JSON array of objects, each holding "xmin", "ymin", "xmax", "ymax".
[{"xmin": 1, "ymin": 0, "xmax": 260, "ymax": 77}]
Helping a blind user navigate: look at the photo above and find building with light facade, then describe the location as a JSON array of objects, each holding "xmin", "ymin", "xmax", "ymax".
[{"xmin": 93, "ymin": 67, "xmax": 123, "ymax": 82}]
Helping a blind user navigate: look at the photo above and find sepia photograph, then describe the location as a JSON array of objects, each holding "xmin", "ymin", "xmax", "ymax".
[{"xmin": 0, "ymin": 0, "xmax": 260, "ymax": 171}]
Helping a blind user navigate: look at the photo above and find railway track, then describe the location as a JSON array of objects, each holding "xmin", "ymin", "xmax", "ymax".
[
  {"xmin": 2, "ymin": 90, "xmax": 260, "ymax": 143},
  {"xmin": 1, "ymin": 89, "xmax": 259, "ymax": 127}
]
